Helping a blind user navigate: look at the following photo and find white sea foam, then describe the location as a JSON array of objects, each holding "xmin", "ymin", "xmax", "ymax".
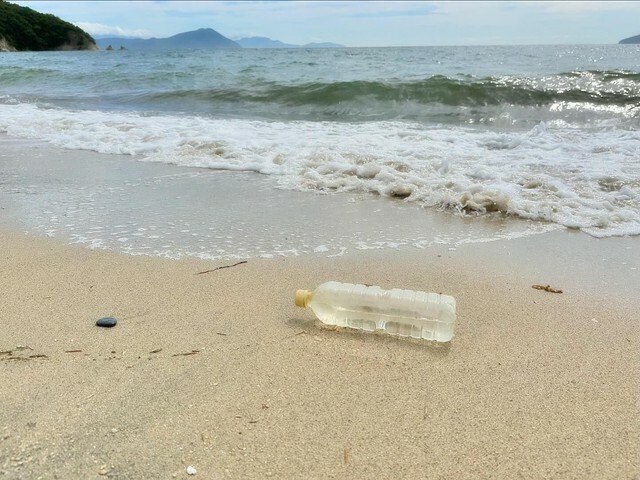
[{"xmin": 1, "ymin": 103, "xmax": 638, "ymax": 237}]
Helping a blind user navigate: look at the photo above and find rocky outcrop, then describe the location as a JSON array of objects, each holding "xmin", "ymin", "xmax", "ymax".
[{"xmin": 0, "ymin": 36, "xmax": 17, "ymax": 52}]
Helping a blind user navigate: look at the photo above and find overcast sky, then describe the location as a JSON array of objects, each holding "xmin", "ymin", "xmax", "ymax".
[{"xmin": 14, "ymin": 1, "xmax": 640, "ymax": 47}]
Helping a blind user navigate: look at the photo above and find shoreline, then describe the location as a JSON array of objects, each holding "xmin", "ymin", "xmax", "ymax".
[
  {"xmin": 1, "ymin": 227, "xmax": 638, "ymax": 478},
  {"xmin": 2, "ymin": 134, "xmax": 637, "ymax": 264}
]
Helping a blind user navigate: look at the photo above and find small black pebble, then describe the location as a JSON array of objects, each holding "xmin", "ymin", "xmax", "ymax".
[{"xmin": 96, "ymin": 317, "xmax": 117, "ymax": 328}]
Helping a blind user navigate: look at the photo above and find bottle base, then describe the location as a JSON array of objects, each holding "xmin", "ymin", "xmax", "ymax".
[{"xmin": 316, "ymin": 321, "xmax": 454, "ymax": 345}]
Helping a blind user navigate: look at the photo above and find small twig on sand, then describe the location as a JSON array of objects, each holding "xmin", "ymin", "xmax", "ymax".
[
  {"xmin": 172, "ymin": 350, "xmax": 201, "ymax": 357},
  {"xmin": 532, "ymin": 284, "xmax": 563, "ymax": 294},
  {"xmin": 195, "ymin": 261, "xmax": 247, "ymax": 275}
]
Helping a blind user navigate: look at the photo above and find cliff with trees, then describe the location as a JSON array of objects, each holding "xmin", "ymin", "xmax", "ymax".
[{"xmin": 0, "ymin": 1, "xmax": 96, "ymax": 51}]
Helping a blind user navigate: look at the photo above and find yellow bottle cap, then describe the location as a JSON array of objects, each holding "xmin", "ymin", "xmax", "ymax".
[{"xmin": 295, "ymin": 289, "xmax": 312, "ymax": 308}]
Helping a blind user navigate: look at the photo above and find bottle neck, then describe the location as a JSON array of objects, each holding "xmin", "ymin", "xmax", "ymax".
[{"xmin": 295, "ymin": 290, "xmax": 312, "ymax": 307}]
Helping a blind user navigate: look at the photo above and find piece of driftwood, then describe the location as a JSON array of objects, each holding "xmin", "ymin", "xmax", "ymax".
[{"xmin": 532, "ymin": 284, "xmax": 563, "ymax": 294}]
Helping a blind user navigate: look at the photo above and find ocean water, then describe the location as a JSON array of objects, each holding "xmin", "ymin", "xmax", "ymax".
[{"xmin": 0, "ymin": 45, "xmax": 639, "ymax": 259}]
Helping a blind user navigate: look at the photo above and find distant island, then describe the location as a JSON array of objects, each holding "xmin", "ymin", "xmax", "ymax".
[
  {"xmin": 96, "ymin": 28, "xmax": 240, "ymax": 51},
  {"xmin": 236, "ymin": 36, "xmax": 344, "ymax": 49},
  {"xmin": 0, "ymin": 1, "xmax": 96, "ymax": 51},
  {"xmin": 619, "ymin": 34, "xmax": 640, "ymax": 44},
  {"xmin": 97, "ymin": 31, "xmax": 344, "ymax": 51},
  {"xmin": 0, "ymin": 0, "xmax": 343, "ymax": 54}
]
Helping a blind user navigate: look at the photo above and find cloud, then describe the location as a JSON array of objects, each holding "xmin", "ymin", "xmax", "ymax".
[
  {"xmin": 75, "ymin": 22, "xmax": 152, "ymax": 39},
  {"xmin": 540, "ymin": 1, "xmax": 640, "ymax": 14},
  {"xmin": 11, "ymin": 0, "xmax": 640, "ymax": 47},
  {"xmin": 343, "ymin": 4, "xmax": 438, "ymax": 19}
]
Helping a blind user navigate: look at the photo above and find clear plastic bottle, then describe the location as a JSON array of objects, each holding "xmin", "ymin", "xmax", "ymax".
[{"xmin": 295, "ymin": 281, "xmax": 456, "ymax": 342}]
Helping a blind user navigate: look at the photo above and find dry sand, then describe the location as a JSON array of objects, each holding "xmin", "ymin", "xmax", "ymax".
[{"xmin": 1, "ymin": 228, "xmax": 638, "ymax": 479}]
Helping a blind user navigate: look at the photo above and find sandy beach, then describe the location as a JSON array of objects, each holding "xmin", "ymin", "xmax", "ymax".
[{"xmin": 1, "ymin": 224, "xmax": 638, "ymax": 479}]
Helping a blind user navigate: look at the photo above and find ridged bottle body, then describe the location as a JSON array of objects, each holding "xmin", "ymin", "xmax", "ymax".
[{"xmin": 307, "ymin": 281, "xmax": 456, "ymax": 342}]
